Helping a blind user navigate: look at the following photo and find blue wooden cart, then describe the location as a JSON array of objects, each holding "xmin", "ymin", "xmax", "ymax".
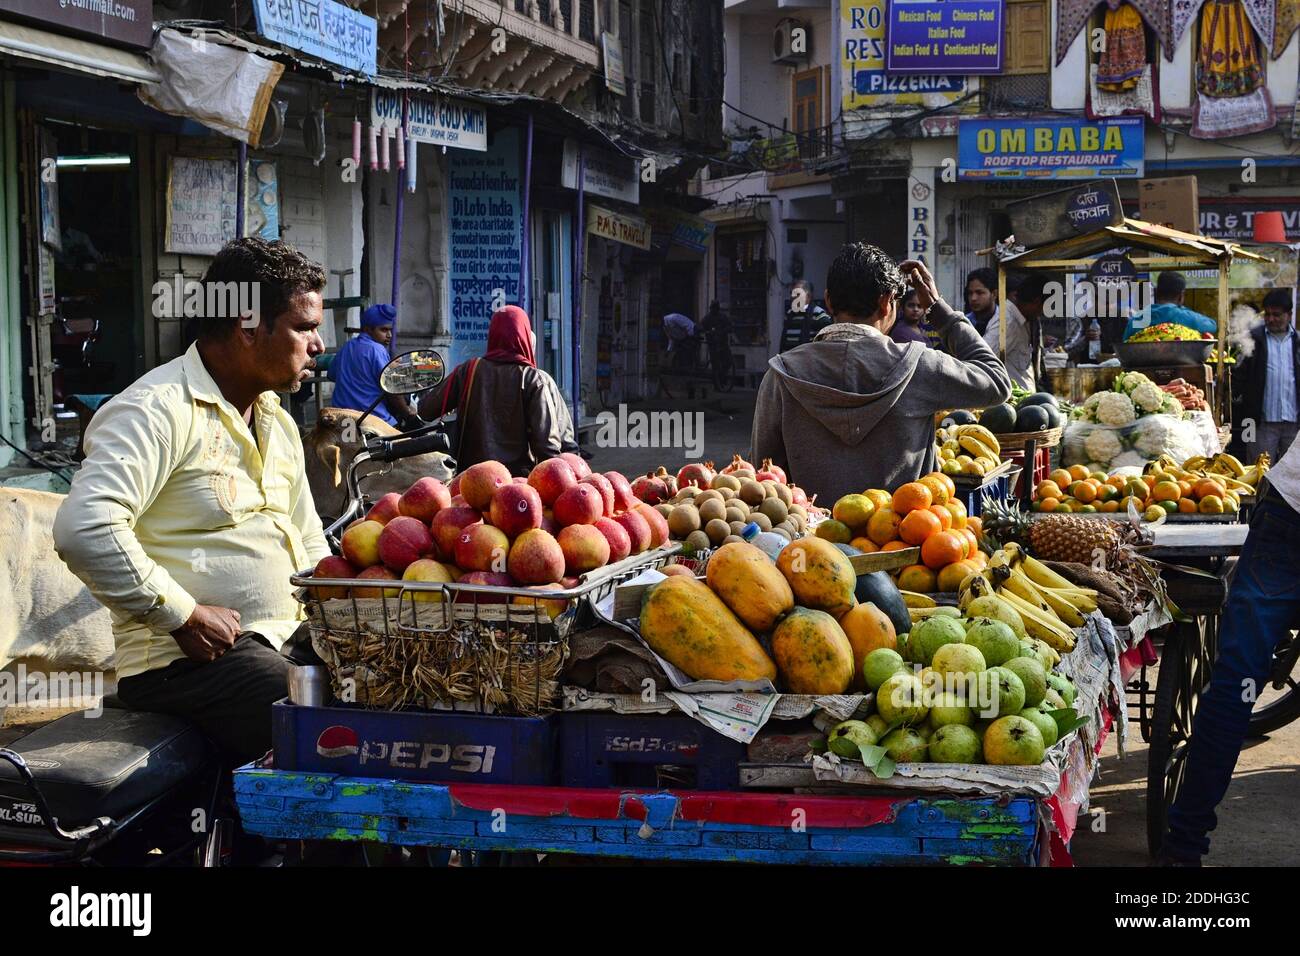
[{"xmin": 233, "ymin": 769, "xmax": 1040, "ymax": 865}]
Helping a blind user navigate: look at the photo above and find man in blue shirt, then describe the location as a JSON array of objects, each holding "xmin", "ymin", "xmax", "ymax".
[
  {"xmin": 1232, "ymin": 289, "xmax": 1300, "ymax": 464},
  {"xmin": 1123, "ymin": 271, "xmax": 1217, "ymax": 341},
  {"xmin": 328, "ymin": 304, "xmax": 417, "ymax": 427}
]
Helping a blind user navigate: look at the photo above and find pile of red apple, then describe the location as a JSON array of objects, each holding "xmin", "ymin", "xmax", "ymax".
[{"xmin": 309, "ymin": 452, "xmax": 671, "ymax": 608}]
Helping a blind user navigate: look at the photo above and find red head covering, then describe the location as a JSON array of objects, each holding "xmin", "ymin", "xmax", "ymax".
[{"xmin": 483, "ymin": 305, "xmax": 537, "ymax": 366}]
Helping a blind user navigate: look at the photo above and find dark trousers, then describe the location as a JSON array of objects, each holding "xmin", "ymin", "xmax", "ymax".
[
  {"xmin": 115, "ymin": 633, "xmax": 294, "ymax": 767},
  {"xmin": 1163, "ymin": 486, "xmax": 1300, "ymax": 860}
]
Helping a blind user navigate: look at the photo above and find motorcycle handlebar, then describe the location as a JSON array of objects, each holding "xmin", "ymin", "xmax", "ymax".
[{"xmin": 370, "ymin": 430, "xmax": 451, "ymax": 463}]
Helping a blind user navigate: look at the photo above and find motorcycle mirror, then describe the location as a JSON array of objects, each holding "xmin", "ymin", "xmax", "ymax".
[{"xmin": 380, "ymin": 349, "xmax": 446, "ymax": 396}]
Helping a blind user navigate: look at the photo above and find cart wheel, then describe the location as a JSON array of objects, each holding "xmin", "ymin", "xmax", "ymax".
[
  {"xmin": 1146, "ymin": 618, "xmax": 1214, "ymax": 858},
  {"xmin": 1249, "ymin": 630, "xmax": 1300, "ymax": 737},
  {"xmin": 1135, "ymin": 665, "xmax": 1154, "ymax": 744}
]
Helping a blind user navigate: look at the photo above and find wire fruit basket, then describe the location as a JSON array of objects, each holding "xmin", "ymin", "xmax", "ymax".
[{"xmin": 292, "ymin": 544, "xmax": 679, "ymax": 716}]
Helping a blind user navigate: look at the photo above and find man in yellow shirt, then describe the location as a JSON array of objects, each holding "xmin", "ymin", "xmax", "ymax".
[{"xmin": 54, "ymin": 238, "xmax": 330, "ymax": 764}]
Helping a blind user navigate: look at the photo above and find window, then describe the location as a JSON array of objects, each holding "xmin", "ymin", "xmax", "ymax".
[
  {"xmin": 791, "ymin": 67, "xmax": 825, "ymax": 159},
  {"xmin": 1003, "ymin": 0, "xmax": 1048, "ymax": 74},
  {"xmin": 579, "ymin": 0, "xmax": 596, "ymax": 42},
  {"xmin": 620, "ymin": 0, "xmax": 635, "ymax": 117},
  {"xmin": 640, "ymin": 1, "xmax": 657, "ymax": 122}
]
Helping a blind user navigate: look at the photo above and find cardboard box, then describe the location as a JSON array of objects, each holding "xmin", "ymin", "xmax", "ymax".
[{"xmin": 1139, "ymin": 177, "xmax": 1200, "ymax": 234}]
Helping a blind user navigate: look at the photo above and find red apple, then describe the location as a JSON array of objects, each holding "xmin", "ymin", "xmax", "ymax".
[
  {"xmin": 507, "ymin": 528, "xmax": 566, "ymax": 585},
  {"xmin": 579, "ymin": 472, "xmax": 615, "ymax": 516},
  {"xmin": 459, "ymin": 460, "xmax": 512, "ymax": 511},
  {"xmin": 604, "ymin": 471, "xmax": 637, "ymax": 513},
  {"xmin": 528, "ymin": 457, "xmax": 578, "ymax": 506},
  {"xmin": 354, "ymin": 565, "xmax": 400, "ymax": 598},
  {"xmin": 613, "ymin": 510, "xmax": 652, "ymax": 554},
  {"xmin": 398, "ymin": 477, "xmax": 451, "ymax": 522},
  {"xmin": 454, "ymin": 522, "xmax": 511, "ymax": 573},
  {"xmin": 553, "ymin": 483, "xmax": 604, "ymax": 526},
  {"xmin": 560, "ymin": 451, "xmax": 591, "ymax": 479},
  {"xmin": 378, "ymin": 516, "xmax": 434, "ymax": 573},
  {"xmin": 310, "ymin": 555, "xmax": 357, "ymax": 600},
  {"xmin": 453, "ymin": 570, "xmax": 515, "ymax": 605},
  {"xmin": 341, "ymin": 519, "xmax": 385, "ymax": 569},
  {"xmin": 635, "ymin": 504, "xmax": 670, "ymax": 549},
  {"xmin": 558, "ymin": 523, "xmax": 610, "ymax": 575},
  {"xmin": 489, "ymin": 482, "xmax": 543, "ymax": 539},
  {"xmin": 430, "ymin": 505, "xmax": 481, "ymax": 561},
  {"xmin": 365, "ymin": 492, "xmax": 402, "ymax": 524},
  {"xmin": 593, "ymin": 516, "xmax": 631, "ymax": 563}
]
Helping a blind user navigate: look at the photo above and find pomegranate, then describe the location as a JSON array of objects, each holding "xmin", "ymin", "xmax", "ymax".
[
  {"xmin": 653, "ymin": 466, "xmax": 679, "ymax": 497},
  {"xmin": 720, "ymin": 454, "xmax": 754, "ymax": 475},
  {"xmin": 758, "ymin": 458, "xmax": 787, "ymax": 484},
  {"xmin": 790, "ymin": 485, "xmax": 809, "ymax": 507},
  {"xmin": 630, "ymin": 472, "xmax": 670, "ymax": 505},
  {"xmin": 676, "ymin": 461, "xmax": 715, "ymax": 490}
]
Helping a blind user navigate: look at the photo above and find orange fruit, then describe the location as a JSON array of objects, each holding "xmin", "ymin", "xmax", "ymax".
[
  {"xmin": 960, "ymin": 527, "xmax": 980, "ymax": 559},
  {"xmin": 1096, "ymin": 483, "xmax": 1117, "ymax": 502},
  {"xmin": 849, "ymin": 536, "xmax": 879, "ymax": 553},
  {"xmin": 1037, "ymin": 497, "xmax": 1059, "ymax": 513},
  {"xmin": 1193, "ymin": 478, "xmax": 1222, "ymax": 501},
  {"xmin": 1124, "ymin": 480, "xmax": 1149, "ymax": 499},
  {"xmin": 898, "ymin": 564, "xmax": 937, "ymax": 593},
  {"xmin": 1101, "ymin": 500, "xmax": 1120, "ymax": 513},
  {"xmin": 1198, "ymin": 494, "xmax": 1224, "ymax": 514},
  {"xmin": 880, "ymin": 540, "xmax": 911, "ymax": 552},
  {"xmin": 1069, "ymin": 464, "xmax": 1090, "ymax": 481},
  {"xmin": 935, "ymin": 472, "xmax": 957, "ymax": 499},
  {"xmin": 1119, "ymin": 495, "xmax": 1144, "ymax": 513},
  {"xmin": 1177, "ymin": 497, "xmax": 1198, "ymax": 514},
  {"xmin": 1152, "ymin": 480, "xmax": 1181, "ymax": 503},
  {"xmin": 1049, "ymin": 468, "xmax": 1073, "ymax": 489},
  {"xmin": 1107, "ymin": 475, "xmax": 1127, "ymax": 490},
  {"xmin": 900, "ymin": 508, "xmax": 943, "ymax": 545},
  {"xmin": 928, "ymin": 504, "xmax": 953, "ymax": 532},
  {"xmin": 1178, "ymin": 480, "xmax": 1192, "ymax": 499},
  {"xmin": 970, "ymin": 550, "xmax": 988, "ymax": 569},
  {"xmin": 921, "ymin": 530, "xmax": 968, "ymax": 570},
  {"xmin": 1142, "ymin": 474, "xmax": 1157, "ymax": 489},
  {"xmin": 1073, "ymin": 482, "xmax": 1098, "ymax": 504},
  {"xmin": 863, "ymin": 489, "xmax": 893, "ymax": 510},
  {"xmin": 945, "ymin": 499, "xmax": 968, "ymax": 530},
  {"xmin": 966, "ymin": 515, "xmax": 983, "ymax": 539},
  {"xmin": 1035, "ymin": 480, "xmax": 1063, "ymax": 501},
  {"xmin": 892, "ymin": 482, "xmax": 934, "ymax": 515},
  {"xmin": 937, "ymin": 560, "xmax": 977, "ymax": 593},
  {"xmin": 920, "ymin": 475, "xmax": 950, "ymax": 506},
  {"xmin": 866, "ymin": 507, "xmax": 902, "ymax": 545}
]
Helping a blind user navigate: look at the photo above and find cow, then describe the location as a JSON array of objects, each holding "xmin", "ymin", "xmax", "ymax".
[
  {"xmin": 302, "ymin": 407, "xmax": 454, "ymax": 521},
  {"xmin": 0, "ymin": 489, "xmax": 113, "ymax": 676}
]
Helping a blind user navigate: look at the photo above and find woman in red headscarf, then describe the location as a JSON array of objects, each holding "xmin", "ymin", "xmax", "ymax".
[{"xmin": 419, "ymin": 305, "xmax": 578, "ymax": 475}]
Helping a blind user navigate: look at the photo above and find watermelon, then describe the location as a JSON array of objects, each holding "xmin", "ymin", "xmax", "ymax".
[
  {"xmin": 854, "ymin": 571, "xmax": 912, "ymax": 635},
  {"xmin": 1015, "ymin": 404, "xmax": 1051, "ymax": 432},
  {"xmin": 980, "ymin": 403, "xmax": 1018, "ymax": 433},
  {"xmin": 1018, "ymin": 392, "xmax": 1060, "ymax": 410}
]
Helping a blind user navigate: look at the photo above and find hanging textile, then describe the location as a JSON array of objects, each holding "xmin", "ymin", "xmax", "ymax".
[
  {"xmin": 1274, "ymin": 0, "xmax": 1300, "ymax": 56},
  {"xmin": 1197, "ymin": 0, "xmax": 1265, "ymax": 96},
  {"xmin": 1192, "ymin": 85, "xmax": 1276, "ymax": 134},
  {"xmin": 1090, "ymin": 60, "xmax": 1161, "ymax": 119},
  {"xmin": 1056, "ymin": 0, "xmax": 1172, "ymax": 66},
  {"xmin": 1171, "ymin": 0, "xmax": 1210, "ymax": 53},
  {"xmin": 1099, "ymin": 2, "xmax": 1149, "ymax": 90},
  {"xmin": 1239, "ymin": 0, "xmax": 1278, "ymax": 50}
]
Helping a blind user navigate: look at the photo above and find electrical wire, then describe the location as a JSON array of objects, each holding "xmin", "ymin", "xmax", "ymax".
[{"xmin": 0, "ymin": 433, "xmax": 75, "ymax": 484}]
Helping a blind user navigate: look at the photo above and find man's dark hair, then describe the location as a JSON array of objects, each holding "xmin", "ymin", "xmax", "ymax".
[
  {"xmin": 1263, "ymin": 288, "xmax": 1293, "ymax": 312},
  {"xmin": 825, "ymin": 243, "xmax": 907, "ymax": 318},
  {"xmin": 965, "ymin": 267, "xmax": 997, "ymax": 295},
  {"xmin": 195, "ymin": 238, "xmax": 326, "ymax": 340},
  {"xmin": 1014, "ymin": 274, "xmax": 1049, "ymax": 304},
  {"xmin": 1155, "ymin": 271, "xmax": 1187, "ymax": 301}
]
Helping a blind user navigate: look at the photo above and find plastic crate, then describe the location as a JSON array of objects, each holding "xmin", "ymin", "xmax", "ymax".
[
  {"xmin": 1003, "ymin": 446, "xmax": 1052, "ymax": 502},
  {"xmin": 560, "ymin": 712, "xmax": 747, "ymax": 791},
  {"xmin": 952, "ymin": 467, "xmax": 1019, "ymax": 518},
  {"xmin": 270, "ymin": 699, "xmax": 558, "ymax": 786}
]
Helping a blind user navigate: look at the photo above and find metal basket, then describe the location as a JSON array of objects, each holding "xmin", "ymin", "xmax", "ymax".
[{"xmin": 292, "ymin": 544, "xmax": 679, "ymax": 716}]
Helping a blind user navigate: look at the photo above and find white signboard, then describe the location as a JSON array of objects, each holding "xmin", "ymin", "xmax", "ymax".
[
  {"xmin": 602, "ymin": 32, "xmax": 626, "ymax": 95},
  {"xmin": 165, "ymin": 157, "xmax": 237, "ymax": 256},
  {"xmin": 371, "ymin": 89, "xmax": 488, "ymax": 152},
  {"xmin": 561, "ymin": 139, "xmax": 639, "ymax": 204}
]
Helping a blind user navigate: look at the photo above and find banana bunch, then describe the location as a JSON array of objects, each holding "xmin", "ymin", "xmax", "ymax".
[
  {"xmin": 1172, "ymin": 452, "xmax": 1269, "ymax": 491},
  {"xmin": 899, "ymin": 590, "xmax": 937, "ymax": 608},
  {"xmin": 958, "ymin": 548, "xmax": 1086, "ymax": 652},
  {"xmin": 908, "ymin": 606, "xmax": 962, "ymax": 623},
  {"xmin": 936, "ymin": 423, "xmax": 1001, "ymax": 477}
]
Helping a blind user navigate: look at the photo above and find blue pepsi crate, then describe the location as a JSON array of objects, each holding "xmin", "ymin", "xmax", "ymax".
[
  {"xmin": 952, "ymin": 462, "xmax": 1020, "ymax": 518},
  {"xmin": 560, "ymin": 712, "xmax": 747, "ymax": 791},
  {"xmin": 270, "ymin": 699, "xmax": 558, "ymax": 786}
]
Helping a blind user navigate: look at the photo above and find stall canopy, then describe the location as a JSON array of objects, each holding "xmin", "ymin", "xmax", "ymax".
[
  {"xmin": 996, "ymin": 217, "xmax": 1271, "ymax": 422},
  {"xmin": 0, "ymin": 19, "xmax": 161, "ymax": 84}
]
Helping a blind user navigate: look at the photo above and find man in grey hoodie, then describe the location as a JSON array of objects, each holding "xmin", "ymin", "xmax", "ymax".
[{"xmin": 751, "ymin": 244, "xmax": 1012, "ymax": 505}]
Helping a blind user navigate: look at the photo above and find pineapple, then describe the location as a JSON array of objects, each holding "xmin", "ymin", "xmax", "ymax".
[
  {"xmin": 978, "ymin": 495, "xmax": 1032, "ymax": 549},
  {"xmin": 1027, "ymin": 514, "xmax": 1120, "ymax": 565}
]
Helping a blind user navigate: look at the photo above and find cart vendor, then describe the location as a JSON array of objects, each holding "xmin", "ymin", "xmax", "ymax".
[
  {"xmin": 53, "ymin": 238, "xmax": 331, "ymax": 766},
  {"xmin": 1122, "ymin": 271, "xmax": 1217, "ymax": 342},
  {"xmin": 751, "ymin": 244, "xmax": 1012, "ymax": 502}
]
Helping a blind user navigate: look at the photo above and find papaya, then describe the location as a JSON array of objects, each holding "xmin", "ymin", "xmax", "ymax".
[
  {"xmin": 639, "ymin": 575, "xmax": 776, "ymax": 683},
  {"xmin": 855, "ymin": 570, "xmax": 912, "ymax": 634},
  {"xmin": 838, "ymin": 601, "xmax": 898, "ymax": 689},
  {"xmin": 770, "ymin": 608, "xmax": 855, "ymax": 694},
  {"xmin": 775, "ymin": 537, "xmax": 858, "ymax": 617},
  {"xmin": 705, "ymin": 542, "xmax": 795, "ymax": 632}
]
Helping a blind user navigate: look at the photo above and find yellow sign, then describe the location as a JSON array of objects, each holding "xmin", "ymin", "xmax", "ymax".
[
  {"xmin": 587, "ymin": 204, "xmax": 650, "ymax": 249},
  {"xmin": 841, "ymin": 1, "xmax": 967, "ymax": 111}
]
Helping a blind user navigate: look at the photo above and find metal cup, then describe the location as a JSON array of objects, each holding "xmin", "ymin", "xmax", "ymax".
[{"xmin": 287, "ymin": 665, "xmax": 329, "ymax": 708}]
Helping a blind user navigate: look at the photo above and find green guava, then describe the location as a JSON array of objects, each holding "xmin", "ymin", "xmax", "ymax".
[
  {"xmin": 863, "ymin": 648, "xmax": 907, "ymax": 691},
  {"xmin": 965, "ymin": 618, "xmax": 1021, "ymax": 667},
  {"xmin": 983, "ymin": 715, "xmax": 1046, "ymax": 766},
  {"xmin": 876, "ymin": 671, "xmax": 928, "ymax": 726},
  {"xmin": 880, "ymin": 727, "xmax": 928, "ymax": 762},
  {"xmin": 973, "ymin": 666, "xmax": 1026, "ymax": 720},
  {"xmin": 910, "ymin": 615, "xmax": 968, "ymax": 666},
  {"xmin": 929, "ymin": 691, "xmax": 975, "ymax": 728},
  {"xmin": 1002, "ymin": 656, "xmax": 1047, "ymax": 708},
  {"xmin": 1017, "ymin": 706, "xmax": 1059, "ymax": 748},
  {"xmin": 929, "ymin": 724, "xmax": 982, "ymax": 764},
  {"xmin": 827, "ymin": 719, "xmax": 879, "ymax": 759},
  {"xmin": 931, "ymin": 642, "xmax": 987, "ymax": 679}
]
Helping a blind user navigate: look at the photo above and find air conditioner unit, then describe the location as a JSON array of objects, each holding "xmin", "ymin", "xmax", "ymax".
[{"xmin": 772, "ymin": 19, "xmax": 810, "ymax": 65}]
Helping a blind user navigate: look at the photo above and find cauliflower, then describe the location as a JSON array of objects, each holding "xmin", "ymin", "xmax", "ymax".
[
  {"xmin": 1130, "ymin": 381, "xmax": 1166, "ymax": 415},
  {"xmin": 1114, "ymin": 371, "xmax": 1153, "ymax": 396},
  {"xmin": 1132, "ymin": 414, "xmax": 1190, "ymax": 458},
  {"xmin": 1072, "ymin": 392, "xmax": 1103, "ymax": 423},
  {"xmin": 1112, "ymin": 450, "xmax": 1150, "ymax": 471},
  {"xmin": 1159, "ymin": 392, "xmax": 1183, "ymax": 416},
  {"xmin": 1095, "ymin": 391, "xmax": 1137, "ymax": 426},
  {"xmin": 1083, "ymin": 427, "xmax": 1124, "ymax": 464}
]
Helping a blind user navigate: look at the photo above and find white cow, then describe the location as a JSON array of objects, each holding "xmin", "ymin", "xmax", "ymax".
[{"xmin": 0, "ymin": 489, "xmax": 113, "ymax": 674}]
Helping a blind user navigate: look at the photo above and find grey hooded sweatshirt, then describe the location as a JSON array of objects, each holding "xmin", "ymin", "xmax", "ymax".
[{"xmin": 751, "ymin": 300, "xmax": 1012, "ymax": 506}]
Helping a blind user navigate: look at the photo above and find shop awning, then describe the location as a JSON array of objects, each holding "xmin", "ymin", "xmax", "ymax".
[{"xmin": 0, "ymin": 20, "xmax": 160, "ymax": 84}]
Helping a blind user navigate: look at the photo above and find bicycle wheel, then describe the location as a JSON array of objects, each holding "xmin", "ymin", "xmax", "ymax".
[{"xmin": 1249, "ymin": 631, "xmax": 1300, "ymax": 737}]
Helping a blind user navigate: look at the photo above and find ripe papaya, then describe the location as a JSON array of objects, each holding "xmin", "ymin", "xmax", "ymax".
[
  {"xmin": 705, "ymin": 541, "xmax": 795, "ymax": 632},
  {"xmin": 770, "ymin": 607, "xmax": 855, "ymax": 694},
  {"xmin": 775, "ymin": 536, "xmax": 857, "ymax": 617},
  {"xmin": 639, "ymin": 575, "xmax": 776, "ymax": 683}
]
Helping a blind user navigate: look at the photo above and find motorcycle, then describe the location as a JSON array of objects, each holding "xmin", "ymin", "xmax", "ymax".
[{"xmin": 0, "ymin": 349, "xmax": 451, "ymax": 866}]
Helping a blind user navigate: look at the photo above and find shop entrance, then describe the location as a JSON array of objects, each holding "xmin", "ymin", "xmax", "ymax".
[
  {"xmin": 532, "ymin": 208, "xmax": 573, "ymax": 400},
  {"xmin": 21, "ymin": 115, "xmax": 143, "ymax": 440}
]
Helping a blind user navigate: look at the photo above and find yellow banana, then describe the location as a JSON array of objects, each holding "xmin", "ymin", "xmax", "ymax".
[
  {"xmin": 1000, "ymin": 570, "xmax": 1053, "ymax": 615},
  {"xmin": 958, "ymin": 423, "xmax": 1000, "ymax": 448},
  {"xmin": 899, "ymin": 590, "xmax": 937, "ymax": 609},
  {"xmin": 998, "ymin": 587, "xmax": 1076, "ymax": 651},
  {"xmin": 958, "ymin": 572, "xmax": 993, "ymax": 611},
  {"xmin": 1019, "ymin": 572, "xmax": 1087, "ymax": 628},
  {"xmin": 909, "ymin": 606, "xmax": 962, "ymax": 622},
  {"xmin": 959, "ymin": 435, "xmax": 998, "ymax": 460},
  {"xmin": 1018, "ymin": 551, "xmax": 1098, "ymax": 599}
]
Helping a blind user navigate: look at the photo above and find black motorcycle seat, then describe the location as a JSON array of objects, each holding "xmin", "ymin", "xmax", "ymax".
[{"xmin": 0, "ymin": 708, "xmax": 207, "ymax": 828}]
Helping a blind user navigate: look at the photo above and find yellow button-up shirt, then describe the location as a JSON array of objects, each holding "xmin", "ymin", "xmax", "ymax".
[{"xmin": 53, "ymin": 344, "xmax": 330, "ymax": 679}]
